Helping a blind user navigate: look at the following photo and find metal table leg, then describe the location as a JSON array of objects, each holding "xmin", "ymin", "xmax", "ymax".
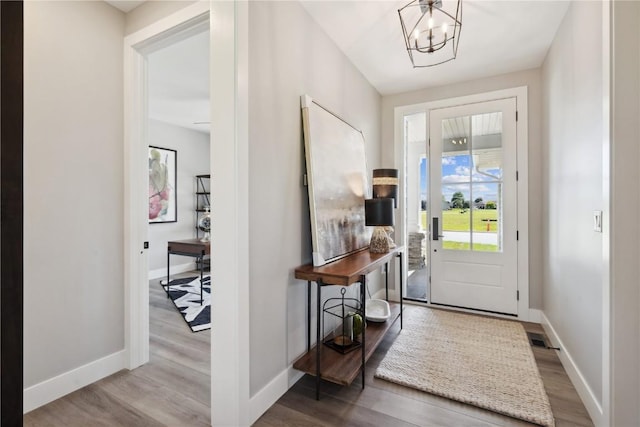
[
  {"xmin": 385, "ymin": 262, "xmax": 389, "ymax": 300},
  {"xmin": 398, "ymin": 251, "xmax": 404, "ymax": 329},
  {"xmin": 166, "ymin": 249, "xmax": 171, "ymax": 296},
  {"xmin": 316, "ymin": 279, "xmax": 322, "ymax": 400},
  {"xmin": 360, "ymin": 274, "xmax": 366, "ymax": 389},
  {"xmin": 307, "ymin": 281, "xmax": 311, "ymax": 351},
  {"xmin": 199, "ymin": 250, "xmax": 205, "ymax": 305}
]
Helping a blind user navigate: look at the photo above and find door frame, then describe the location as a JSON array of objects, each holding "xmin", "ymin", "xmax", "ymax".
[
  {"xmin": 393, "ymin": 86, "xmax": 532, "ymax": 321},
  {"xmin": 123, "ymin": 2, "xmax": 250, "ymax": 425}
]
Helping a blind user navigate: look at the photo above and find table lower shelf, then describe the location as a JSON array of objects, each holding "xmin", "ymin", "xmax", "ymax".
[{"xmin": 293, "ymin": 302, "xmax": 401, "ymax": 386}]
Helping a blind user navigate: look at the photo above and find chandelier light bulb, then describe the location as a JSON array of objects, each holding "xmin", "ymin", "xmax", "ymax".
[
  {"xmin": 414, "ymin": 28, "xmax": 420, "ymax": 40},
  {"xmin": 442, "ymin": 23, "xmax": 448, "ymax": 35},
  {"xmin": 428, "ymin": 17, "xmax": 434, "ymax": 29}
]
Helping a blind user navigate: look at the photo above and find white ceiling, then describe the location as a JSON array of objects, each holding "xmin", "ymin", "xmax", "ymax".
[
  {"xmin": 300, "ymin": 0, "xmax": 570, "ymax": 95},
  {"xmin": 109, "ymin": 0, "xmax": 569, "ymax": 132},
  {"xmin": 147, "ymin": 29, "xmax": 210, "ymax": 134},
  {"xmin": 104, "ymin": 0, "xmax": 210, "ymax": 133}
]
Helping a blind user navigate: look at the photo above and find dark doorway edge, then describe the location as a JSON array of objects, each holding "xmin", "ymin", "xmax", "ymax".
[{"xmin": 1, "ymin": 1, "xmax": 25, "ymax": 425}]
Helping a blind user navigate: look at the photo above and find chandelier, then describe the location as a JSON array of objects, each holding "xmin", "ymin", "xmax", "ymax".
[{"xmin": 398, "ymin": 0, "xmax": 462, "ymax": 68}]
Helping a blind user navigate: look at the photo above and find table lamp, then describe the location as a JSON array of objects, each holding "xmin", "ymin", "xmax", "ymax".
[
  {"xmin": 365, "ymin": 198, "xmax": 394, "ymax": 253},
  {"xmin": 373, "ymin": 169, "xmax": 398, "ymax": 248}
]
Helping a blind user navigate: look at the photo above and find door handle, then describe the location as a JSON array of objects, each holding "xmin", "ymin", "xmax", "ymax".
[{"xmin": 432, "ymin": 217, "xmax": 443, "ymax": 241}]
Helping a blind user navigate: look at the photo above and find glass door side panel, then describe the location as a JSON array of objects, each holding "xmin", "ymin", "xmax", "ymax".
[{"xmin": 405, "ymin": 112, "xmax": 428, "ymax": 301}]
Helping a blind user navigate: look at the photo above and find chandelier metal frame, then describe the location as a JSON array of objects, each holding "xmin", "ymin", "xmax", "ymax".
[{"xmin": 398, "ymin": 0, "xmax": 463, "ymax": 68}]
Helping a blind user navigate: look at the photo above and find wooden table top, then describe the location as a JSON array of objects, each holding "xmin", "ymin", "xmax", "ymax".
[
  {"xmin": 294, "ymin": 246, "xmax": 404, "ymax": 287},
  {"xmin": 168, "ymin": 239, "xmax": 210, "ymax": 255}
]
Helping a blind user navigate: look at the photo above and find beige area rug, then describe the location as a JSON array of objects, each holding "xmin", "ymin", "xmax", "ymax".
[{"xmin": 375, "ymin": 308, "xmax": 555, "ymax": 427}]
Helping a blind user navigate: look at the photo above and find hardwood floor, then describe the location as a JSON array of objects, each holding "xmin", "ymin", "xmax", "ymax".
[
  {"xmin": 24, "ymin": 283, "xmax": 592, "ymax": 427},
  {"xmin": 23, "ymin": 272, "xmax": 211, "ymax": 427},
  {"xmin": 255, "ymin": 305, "xmax": 594, "ymax": 427}
]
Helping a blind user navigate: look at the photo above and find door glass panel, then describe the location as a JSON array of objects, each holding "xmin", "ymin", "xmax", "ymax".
[
  {"xmin": 471, "ymin": 182, "xmax": 499, "ymax": 252},
  {"xmin": 471, "ymin": 112, "xmax": 503, "ymax": 182},
  {"xmin": 405, "ymin": 112, "xmax": 428, "ymax": 301},
  {"xmin": 441, "ymin": 184, "xmax": 471, "ymax": 251},
  {"xmin": 440, "ymin": 112, "xmax": 503, "ymax": 253}
]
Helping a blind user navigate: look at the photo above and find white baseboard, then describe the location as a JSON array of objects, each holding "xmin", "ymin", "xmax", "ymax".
[
  {"xmin": 540, "ymin": 312, "xmax": 603, "ymax": 426},
  {"xmin": 24, "ymin": 349, "xmax": 127, "ymax": 414},
  {"xmin": 248, "ymin": 365, "xmax": 304, "ymax": 425},
  {"xmin": 148, "ymin": 262, "xmax": 196, "ymax": 280}
]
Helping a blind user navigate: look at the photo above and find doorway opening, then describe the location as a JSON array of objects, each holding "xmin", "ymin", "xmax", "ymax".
[
  {"xmin": 125, "ymin": 3, "xmax": 250, "ymax": 422},
  {"xmin": 144, "ymin": 25, "xmax": 212, "ymax": 412},
  {"xmin": 146, "ymin": 25, "xmax": 211, "ymax": 317}
]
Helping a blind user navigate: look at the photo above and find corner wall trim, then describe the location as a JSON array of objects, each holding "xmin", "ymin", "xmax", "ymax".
[
  {"xmin": 528, "ymin": 308, "xmax": 542, "ymax": 323},
  {"xmin": 249, "ymin": 365, "xmax": 304, "ymax": 425},
  {"xmin": 148, "ymin": 262, "xmax": 196, "ymax": 280},
  {"xmin": 540, "ymin": 312, "xmax": 603, "ymax": 426},
  {"xmin": 23, "ymin": 350, "xmax": 126, "ymax": 414}
]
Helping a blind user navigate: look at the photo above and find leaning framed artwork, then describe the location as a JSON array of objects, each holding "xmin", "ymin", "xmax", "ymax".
[
  {"xmin": 149, "ymin": 146, "xmax": 177, "ymax": 223},
  {"xmin": 301, "ymin": 95, "xmax": 371, "ymax": 266}
]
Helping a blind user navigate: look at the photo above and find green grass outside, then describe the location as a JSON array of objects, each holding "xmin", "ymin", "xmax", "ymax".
[
  {"xmin": 420, "ymin": 209, "xmax": 498, "ymax": 232},
  {"xmin": 442, "ymin": 241, "xmax": 498, "ymax": 252}
]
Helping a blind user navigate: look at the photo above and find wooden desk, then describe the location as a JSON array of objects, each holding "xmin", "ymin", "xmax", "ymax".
[
  {"xmin": 294, "ymin": 246, "xmax": 404, "ymax": 399},
  {"xmin": 166, "ymin": 239, "xmax": 210, "ymax": 304}
]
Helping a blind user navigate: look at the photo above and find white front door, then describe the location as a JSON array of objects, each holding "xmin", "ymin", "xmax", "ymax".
[{"xmin": 429, "ymin": 98, "xmax": 518, "ymax": 315}]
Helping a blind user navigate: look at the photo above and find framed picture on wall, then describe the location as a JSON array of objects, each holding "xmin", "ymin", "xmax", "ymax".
[{"xmin": 149, "ymin": 146, "xmax": 177, "ymax": 223}]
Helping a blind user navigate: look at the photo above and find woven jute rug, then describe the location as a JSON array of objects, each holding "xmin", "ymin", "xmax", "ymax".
[{"xmin": 375, "ymin": 308, "xmax": 555, "ymax": 426}]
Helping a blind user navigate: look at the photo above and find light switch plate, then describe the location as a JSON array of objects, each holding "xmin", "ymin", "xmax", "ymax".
[{"xmin": 593, "ymin": 210, "xmax": 602, "ymax": 232}]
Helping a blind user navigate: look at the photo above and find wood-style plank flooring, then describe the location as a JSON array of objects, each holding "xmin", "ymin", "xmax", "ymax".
[
  {"xmin": 24, "ymin": 281, "xmax": 592, "ymax": 427},
  {"xmin": 255, "ymin": 305, "xmax": 594, "ymax": 427},
  {"xmin": 24, "ymin": 272, "xmax": 211, "ymax": 426}
]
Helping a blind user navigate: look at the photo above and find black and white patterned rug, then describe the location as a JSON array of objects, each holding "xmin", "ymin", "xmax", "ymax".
[{"xmin": 162, "ymin": 276, "xmax": 210, "ymax": 332}]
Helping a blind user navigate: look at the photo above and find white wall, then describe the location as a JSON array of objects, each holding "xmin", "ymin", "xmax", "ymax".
[
  {"xmin": 541, "ymin": 0, "xmax": 604, "ymax": 414},
  {"xmin": 23, "ymin": 1, "xmax": 124, "ymax": 387},
  {"xmin": 147, "ymin": 119, "xmax": 210, "ymax": 275},
  {"xmin": 382, "ymin": 68, "xmax": 544, "ymax": 308},
  {"xmin": 124, "ymin": 0, "xmax": 197, "ymax": 36},
  {"xmin": 248, "ymin": 0, "xmax": 382, "ymax": 396}
]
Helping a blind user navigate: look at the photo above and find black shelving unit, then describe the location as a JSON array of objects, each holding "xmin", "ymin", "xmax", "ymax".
[{"xmin": 195, "ymin": 174, "xmax": 210, "ymax": 271}]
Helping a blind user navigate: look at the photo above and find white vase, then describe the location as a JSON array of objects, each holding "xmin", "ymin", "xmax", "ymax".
[{"xmin": 198, "ymin": 207, "xmax": 211, "ymax": 242}]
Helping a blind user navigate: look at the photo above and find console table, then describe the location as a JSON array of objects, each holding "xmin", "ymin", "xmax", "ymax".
[
  {"xmin": 166, "ymin": 239, "xmax": 210, "ymax": 304},
  {"xmin": 293, "ymin": 246, "xmax": 404, "ymax": 399}
]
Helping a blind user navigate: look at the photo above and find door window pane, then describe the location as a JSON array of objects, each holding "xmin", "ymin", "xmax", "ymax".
[
  {"xmin": 440, "ymin": 112, "xmax": 503, "ymax": 253},
  {"xmin": 471, "ymin": 112, "xmax": 503, "ymax": 182},
  {"xmin": 441, "ymin": 184, "xmax": 471, "ymax": 251}
]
